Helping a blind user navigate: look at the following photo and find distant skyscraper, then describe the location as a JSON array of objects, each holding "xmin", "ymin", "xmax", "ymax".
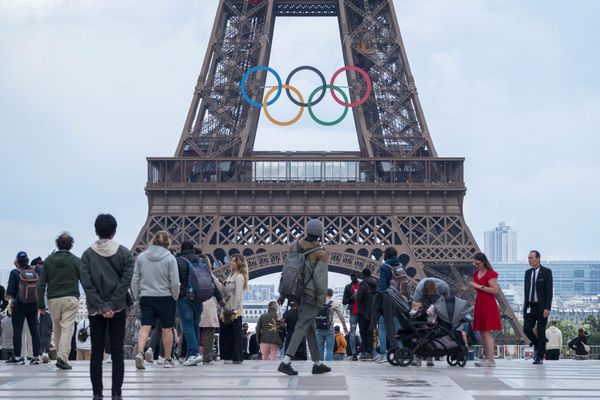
[{"xmin": 484, "ymin": 222, "xmax": 517, "ymax": 262}]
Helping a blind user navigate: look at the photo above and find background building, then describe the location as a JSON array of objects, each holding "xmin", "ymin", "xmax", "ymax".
[{"xmin": 484, "ymin": 222, "xmax": 517, "ymax": 262}]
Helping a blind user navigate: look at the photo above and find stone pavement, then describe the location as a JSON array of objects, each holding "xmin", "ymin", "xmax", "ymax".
[{"xmin": 0, "ymin": 359, "xmax": 599, "ymax": 399}]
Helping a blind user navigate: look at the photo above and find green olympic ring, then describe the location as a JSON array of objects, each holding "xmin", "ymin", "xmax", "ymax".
[{"xmin": 307, "ymin": 85, "xmax": 349, "ymax": 126}]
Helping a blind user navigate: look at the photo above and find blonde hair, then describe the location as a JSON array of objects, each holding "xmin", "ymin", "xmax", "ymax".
[
  {"xmin": 231, "ymin": 254, "xmax": 249, "ymax": 290},
  {"xmin": 151, "ymin": 231, "xmax": 171, "ymax": 249}
]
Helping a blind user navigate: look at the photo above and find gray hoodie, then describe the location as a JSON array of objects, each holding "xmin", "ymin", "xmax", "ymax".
[{"xmin": 131, "ymin": 245, "xmax": 180, "ymax": 300}]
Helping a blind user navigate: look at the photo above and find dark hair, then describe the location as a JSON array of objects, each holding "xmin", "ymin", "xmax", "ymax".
[
  {"xmin": 268, "ymin": 301, "xmax": 278, "ymax": 312},
  {"xmin": 423, "ymin": 280, "xmax": 437, "ymax": 296},
  {"xmin": 383, "ymin": 247, "xmax": 397, "ymax": 260},
  {"xmin": 181, "ymin": 240, "xmax": 195, "ymax": 251},
  {"xmin": 530, "ymin": 250, "xmax": 541, "ymax": 259},
  {"xmin": 17, "ymin": 258, "xmax": 29, "ymax": 267},
  {"xmin": 361, "ymin": 267, "xmax": 371, "ymax": 278},
  {"xmin": 350, "ymin": 273, "xmax": 357, "ymax": 278},
  {"xmin": 95, "ymin": 214, "xmax": 117, "ymax": 239},
  {"xmin": 327, "ymin": 288, "xmax": 334, "ymax": 297},
  {"xmin": 578, "ymin": 328, "xmax": 585, "ymax": 335},
  {"xmin": 334, "ymin": 325, "xmax": 340, "ymax": 332},
  {"xmin": 56, "ymin": 232, "xmax": 74, "ymax": 251},
  {"xmin": 473, "ymin": 252, "xmax": 493, "ymax": 271}
]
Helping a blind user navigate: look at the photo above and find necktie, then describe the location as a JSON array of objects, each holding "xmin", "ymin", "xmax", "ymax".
[{"xmin": 530, "ymin": 269, "xmax": 537, "ymax": 302}]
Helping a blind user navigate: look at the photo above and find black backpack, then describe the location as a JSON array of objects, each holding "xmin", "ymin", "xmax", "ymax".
[
  {"xmin": 18, "ymin": 267, "xmax": 39, "ymax": 304},
  {"xmin": 315, "ymin": 300, "xmax": 333, "ymax": 330},
  {"xmin": 183, "ymin": 258, "xmax": 214, "ymax": 304},
  {"xmin": 77, "ymin": 320, "xmax": 89, "ymax": 342}
]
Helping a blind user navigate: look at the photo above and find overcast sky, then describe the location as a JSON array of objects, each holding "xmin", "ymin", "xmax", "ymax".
[{"xmin": 1, "ymin": 0, "xmax": 599, "ymax": 284}]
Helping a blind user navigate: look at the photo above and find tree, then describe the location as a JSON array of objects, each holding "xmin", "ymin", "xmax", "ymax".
[{"xmin": 584, "ymin": 315, "xmax": 600, "ymax": 345}]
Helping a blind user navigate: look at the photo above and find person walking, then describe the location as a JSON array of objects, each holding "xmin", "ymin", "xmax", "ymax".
[
  {"xmin": 5, "ymin": 252, "xmax": 42, "ymax": 365},
  {"xmin": 315, "ymin": 288, "xmax": 348, "ymax": 361},
  {"xmin": 342, "ymin": 273, "xmax": 360, "ymax": 361},
  {"xmin": 545, "ymin": 321, "xmax": 562, "ymax": 360},
  {"xmin": 80, "ymin": 214, "xmax": 134, "ymax": 400},
  {"xmin": 282, "ymin": 301, "xmax": 307, "ymax": 360},
  {"xmin": 219, "ymin": 254, "xmax": 249, "ymax": 364},
  {"xmin": 256, "ymin": 301, "xmax": 283, "ymax": 360},
  {"xmin": 175, "ymin": 241, "xmax": 223, "ymax": 366},
  {"xmin": 523, "ymin": 250, "xmax": 553, "ymax": 365},
  {"xmin": 375, "ymin": 247, "xmax": 403, "ymax": 362},
  {"xmin": 131, "ymin": 231, "xmax": 180, "ymax": 370},
  {"xmin": 469, "ymin": 252, "xmax": 501, "ymax": 367},
  {"xmin": 568, "ymin": 328, "xmax": 591, "ymax": 360},
  {"xmin": 356, "ymin": 267, "xmax": 377, "ymax": 360},
  {"xmin": 37, "ymin": 232, "xmax": 81, "ymax": 370},
  {"xmin": 277, "ymin": 219, "xmax": 330, "ymax": 376},
  {"xmin": 333, "ymin": 326, "xmax": 347, "ymax": 360}
]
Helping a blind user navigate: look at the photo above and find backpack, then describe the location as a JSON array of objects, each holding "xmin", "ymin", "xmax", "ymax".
[
  {"xmin": 184, "ymin": 258, "xmax": 214, "ymax": 304},
  {"xmin": 77, "ymin": 321, "xmax": 89, "ymax": 343},
  {"xmin": 278, "ymin": 241, "xmax": 321, "ymax": 302},
  {"xmin": 315, "ymin": 300, "xmax": 333, "ymax": 330},
  {"xmin": 18, "ymin": 267, "xmax": 39, "ymax": 304},
  {"xmin": 388, "ymin": 264, "xmax": 409, "ymax": 299}
]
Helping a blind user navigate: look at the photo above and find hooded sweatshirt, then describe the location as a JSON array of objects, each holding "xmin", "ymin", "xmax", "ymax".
[
  {"xmin": 37, "ymin": 250, "xmax": 81, "ymax": 309},
  {"xmin": 131, "ymin": 245, "xmax": 180, "ymax": 300},
  {"xmin": 80, "ymin": 239, "xmax": 134, "ymax": 315}
]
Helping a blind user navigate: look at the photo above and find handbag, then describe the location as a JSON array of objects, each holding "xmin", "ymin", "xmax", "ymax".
[{"xmin": 583, "ymin": 342, "xmax": 591, "ymax": 353}]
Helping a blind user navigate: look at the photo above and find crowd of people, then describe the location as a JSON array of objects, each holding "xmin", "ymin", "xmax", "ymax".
[{"xmin": 0, "ymin": 214, "xmax": 595, "ymax": 399}]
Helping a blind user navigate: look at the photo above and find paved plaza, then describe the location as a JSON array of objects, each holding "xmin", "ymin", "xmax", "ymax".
[{"xmin": 0, "ymin": 359, "xmax": 599, "ymax": 399}]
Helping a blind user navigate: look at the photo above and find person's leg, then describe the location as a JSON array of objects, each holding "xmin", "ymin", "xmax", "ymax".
[
  {"xmin": 285, "ymin": 303, "xmax": 320, "ymax": 361},
  {"xmin": 378, "ymin": 315, "xmax": 387, "ymax": 354},
  {"xmin": 536, "ymin": 315, "xmax": 548, "ymax": 358},
  {"xmin": 219, "ymin": 321, "xmax": 232, "ymax": 360},
  {"xmin": 316, "ymin": 329, "xmax": 326, "ymax": 360},
  {"xmin": 349, "ymin": 315, "xmax": 358, "ymax": 355},
  {"xmin": 523, "ymin": 314, "xmax": 537, "ymax": 350},
  {"xmin": 176, "ymin": 298, "xmax": 198, "ymax": 357},
  {"xmin": 481, "ymin": 331, "xmax": 495, "ymax": 363},
  {"xmin": 270, "ymin": 344, "xmax": 280, "ymax": 360},
  {"xmin": 25, "ymin": 310, "xmax": 41, "ymax": 357},
  {"xmin": 48, "ymin": 299, "xmax": 62, "ymax": 355},
  {"xmin": 202, "ymin": 327, "xmax": 215, "ymax": 362},
  {"xmin": 325, "ymin": 326, "xmax": 335, "ymax": 361},
  {"xmin": 89, "ymin": 315, "xmax": 107, "ymax": 397},
  {"xmin": 305, "ymin": 322, "xmax": 321, "ymax": 362},
  {"xmin": 137, "ymin": 326, "xmax": 152, "ymax": 357},
  {"xmin": 260, "ymin": 343, "xmax": 270, "ymax": 360},
  {"xmin": 231, "ymin": 318, "xmax": 243, "ymax": 362},
  {"xmin": 108, "ymin": 314, "xmax": 126, "ymax": 397},
  {"xmin": 357, "ymin": 314, "xmax": 370, "ymax": 355},
  {"xmin": 162, "ymin": 328, "xmax": 174, "ymax": 360},
  {"xmin": 193, "ymin": 302, "xmax": 203, "ymax": 356},
  {"xmin": 55, "ymin": 298, "xmax": 77, "ymax": 361},
  {"xmin": 11, "ymin": 308, "xmax": 25, "ymax": 358}
]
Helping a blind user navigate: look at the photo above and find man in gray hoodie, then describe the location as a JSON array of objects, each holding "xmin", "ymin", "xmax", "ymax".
[
  {"xmin": 80, "ymin": 214, "xmax": 134, "ymax": 400},
  {"xmin": 131, "ymin": 231, "xmax": 180, "ymax": 370}
]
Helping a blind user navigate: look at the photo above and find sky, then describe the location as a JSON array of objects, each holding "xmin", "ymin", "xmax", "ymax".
[{"xmin": 1, "ymin": 0, "xmax": 599, "ymax": 286}]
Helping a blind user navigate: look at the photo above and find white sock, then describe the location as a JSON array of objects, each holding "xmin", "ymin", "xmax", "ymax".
[
  {"xmin": 314, "ymin": 361, "xmax": 322, "ymax": 366},
  {"xmin": 283, "ymin": 355, "xmax": 291, "ymax": 365}
]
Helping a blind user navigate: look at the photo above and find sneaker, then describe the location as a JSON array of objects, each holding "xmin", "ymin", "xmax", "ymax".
[
  {"xmin": 55, "ymin": 358, "xmax": 72, "ymax": 370},
  {"xmin": 41, "ymin": 353, "xmax": 50, "ymax": 364},
  {"xmin": 30, "ymin": 357, "xmax": 40, "ymax": 365},
  {"xmin": 156, "ymin": 356, "xmax": 165, "ymax": 365},
  {"xmin": 372, "ymin": 354, "xmax": 384, "ymax": 362},
  {"xmin": 183, "ymin": 355, "xmax": 202, "ymax": 366},
  {"xmin": 312, "ymin": 363, "xmax": 331, "ymax": 374},
  {"xmin": 144, "ymin": 348, "xmax": 154, "ymax": 363},
  {"xmin": 351, "ymin": 354, "xmax": 358, "ymax": 361},
  {"xmin": 135, "ymin": 352, "xmax": 145, "ymax": 370},
  {"xmin": 203, "ymin": 360, "xmax": 215, "ymax": 365},
  {"xmin": 277, "ymin": 362, "xmax": 298, "ymax": 376},
  {"xmin": 411, "ymin": 359, "xmax": 422, "ymax": 366},
  {"xmin": 233, "ymin": 360, "xmax": 243, "ymax": 364},
  {"xmin": 358, "ymin": 353, "xmax": 373, "ymax": 361},
  {"xmin": 426, "ymin": 358, "xmax": 434, "ymax": 367},
  {"xmin": 163, "ymin": 359, "xmax": 176, "ymax": 368},
  {"xmin": 5, "ymin": 356, "xmax": 25, "ymax": 365},
  {"xmin": 223, "ymin": 360, "xmax": 233, "ymax": 364},
  {"xmin": 474, "ymin": 359, "xmax": 496, "ymax": 367}
]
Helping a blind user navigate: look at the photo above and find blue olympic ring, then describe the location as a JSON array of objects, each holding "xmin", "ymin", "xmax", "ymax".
[{"xmin": 240, "ymin": 66, "xmax": 282, "ymax": 108}]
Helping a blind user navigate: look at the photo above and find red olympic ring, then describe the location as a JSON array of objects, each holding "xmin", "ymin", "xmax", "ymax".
[{"xmin": 329, "ymin": 66, "xmax": 372, "ymax": 108}]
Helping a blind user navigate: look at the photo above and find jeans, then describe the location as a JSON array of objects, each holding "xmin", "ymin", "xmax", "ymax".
[
  {"xmin": 378, "ymin": 316, "xmax": 401, "ymax": 354},
  {"xmin": 316, "ymin": 326, "xmax": 335, "ymax": 361},
  {"xmin": 177, "ymin": 298, "xmax": 203, "ymax": 357},
  {"xmin": 349, "ymin": 314, "xmax": 358, "ymax": 355},
  {"xmin": 90, "ymin": 311, "xmax": 126, "ymax": 397}
]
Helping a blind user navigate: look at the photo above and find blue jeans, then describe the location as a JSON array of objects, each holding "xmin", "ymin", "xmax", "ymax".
[
  {"xmin": 177, "ymin": 298, "xmax": 203, "ymax": 357},
  {"xmin": 316, "ymin": 326, "xmax": 335, "ymax": 361},
  {"xmin": 379, "ymin": 316, "xmax": 401, "ymax": 354},
  {"xmin": 349, "ymin": 314, "xmax": 358, "ymax": 355}
]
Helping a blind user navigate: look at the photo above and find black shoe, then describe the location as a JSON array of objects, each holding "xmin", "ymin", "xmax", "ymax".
[
  {"xmin": 278, "ymin": 362, "xmax": 298, "ymax": 376},
  {"xmin": 351, "ymin": 355, "xmax": 358, "ymax": 361},
  {"xmin": 29, "ymin": 357, "xmax": 40, "ymax": 365},
  {"xmin": 56, "ymin": 358, "xmax": 73, "ymax": 370},
  {"xmin": 93, "ymin": 395, "xmax": 103, "ymax": 400},
  {"xmin": 5, "ymin": 356, "xmax": 24, "ymax": 365},
  {"xmin": 112, "ymin": 395, "xmax": 123, "ymax": 400},
  {"xmin": 532, "ymin": 357, "xmax": 543, "ymax": 365},
  {"xmin": 312, "ymin": 363, "xmax": 331, "ymax": 374}
]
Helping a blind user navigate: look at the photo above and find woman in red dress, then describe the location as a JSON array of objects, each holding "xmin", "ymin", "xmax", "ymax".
[{"xmin": 469, "ymin": 252, "xmax": 501, "ymax": 367}]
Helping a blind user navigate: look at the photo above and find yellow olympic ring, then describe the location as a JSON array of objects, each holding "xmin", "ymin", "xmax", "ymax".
[{"xmin": 262, "ymin": 84, "xmax": 304, "ymax": 127}]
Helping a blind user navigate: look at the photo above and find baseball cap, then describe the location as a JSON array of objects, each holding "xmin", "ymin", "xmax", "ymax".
[{"xmin": 16, "ymin": 251, "xmax": 28, "ymax": 261}]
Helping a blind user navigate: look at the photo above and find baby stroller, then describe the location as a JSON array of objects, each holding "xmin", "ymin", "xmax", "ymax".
[{"xmin": 387, "ymin": 293, "xmax": 472, "ymax": 367}]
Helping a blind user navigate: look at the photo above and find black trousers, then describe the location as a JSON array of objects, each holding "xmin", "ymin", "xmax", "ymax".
[
  {"xmin": 545, "ymin": 349, "xmax": 560, "ymax": 360},
  {"xmin": 219, "ymin": 317, "xmax": 243, "ymax": 361},
  {"xmin": 523, "ymin": 304, "xmax": 548, "ymax": 356},
  {"xmin": 358, "ymin": 314, "xmax": 373, "ymax": 354},
  {"xmin": 12, "ymin": 303, "xmax": 41, "ymax": 358},
  {"xmin": 89, "ymin": 312, "xmax": 126, "ymax": 396}
]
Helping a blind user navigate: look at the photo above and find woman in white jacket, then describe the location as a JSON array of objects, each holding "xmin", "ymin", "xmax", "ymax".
[
  {"xmin": 545, "ymin": 320, "xmax": 563, "ymax": 360},
  {"xmin": 131, "ymin": 231, "xmax": 180, "ymax": 369}
]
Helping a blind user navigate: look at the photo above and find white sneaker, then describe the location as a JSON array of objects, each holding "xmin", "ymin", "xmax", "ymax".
[
  {"xmin": 411, "ymin": 359, "xmax": 422, "ymax": 366},
  {"xmin": 144, "ymin": 348, "xmax": 154, "ymax": 364},
  {"xmin": 163, "ymin": 359, "xmax": 176, "ymax": 368},
  {"xmin": 41, "ymin": 353, "xmax": 50, "ymax": 364},
  {"xmin": 135, "ymin": 352, "xmax": 145, "ymax": 370},
  {"xmin": 156, "ymin": 356, "xmax": 165, "ymax": 365},
  {"xmin": 182, "ymin": 355, "xmax": 201, "ymax": 366},
  {"xmin": 474, "ymin": 359, "xmax": 496, "ymax": 367}
]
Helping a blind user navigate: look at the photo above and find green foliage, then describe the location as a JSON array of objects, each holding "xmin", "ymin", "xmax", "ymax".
[
  {"xmin": 557, "ymin": 320, "xmax": 578, "ymax": 343},
  {"xmin": 584, "ymin": 315, "xmax": 600, "ymax": 345}
]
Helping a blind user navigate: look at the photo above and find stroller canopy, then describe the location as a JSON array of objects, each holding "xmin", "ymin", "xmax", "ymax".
[{"xmin": 433, "ymin": 296, "xmax": 472, "ymax": 328}]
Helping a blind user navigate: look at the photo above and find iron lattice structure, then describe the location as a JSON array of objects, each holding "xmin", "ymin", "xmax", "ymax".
[{"xmin": 130, "ymin": 0, "xmax": 524, "ymax": 343}]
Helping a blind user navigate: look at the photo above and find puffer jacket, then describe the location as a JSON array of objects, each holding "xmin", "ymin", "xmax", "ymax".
[{"xmin": 293, "ymin": 239, "xmax": 328, "ymax": 307}]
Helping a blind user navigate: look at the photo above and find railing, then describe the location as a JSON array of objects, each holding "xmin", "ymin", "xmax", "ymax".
[
  {"xmin": 469, "ymin": 344, "xmax": 600, "ymax": 360},
  {"xmin": 147, "ymin": 157, "xmax": 465, "ymax": 188}
]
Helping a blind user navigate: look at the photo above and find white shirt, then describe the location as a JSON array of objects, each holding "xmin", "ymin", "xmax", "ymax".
[{"xmin": 530, "ymin": 267, "xmax": 539, "ymax": 302}]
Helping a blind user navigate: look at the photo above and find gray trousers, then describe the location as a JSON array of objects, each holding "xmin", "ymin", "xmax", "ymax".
[{"xmin": 285, "ymin": 302, "xmax": 320, "ymax": 362}]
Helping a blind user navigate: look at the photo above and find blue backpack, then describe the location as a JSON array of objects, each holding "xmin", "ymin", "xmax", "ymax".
[{"xmin": 183, "ymin": 258, "xmax": 214, "ymax": 304}]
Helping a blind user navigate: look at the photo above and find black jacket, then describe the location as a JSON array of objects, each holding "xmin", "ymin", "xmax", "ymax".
[
  {"xmin": 568, "ymin": 334, "xmax": 590, "ymax": 356},
  {"xmin": 0, "ymin": 285, "xmax": 8, "ymax": 311},
  {"xmin": 356, "ymin": 276, "xmax": 377, "ymax": 318},
  {"xmin": 176, "ymin": 250, "xmax": 223, "ymax": 302},
  {"xmin": 523, "ymin": 265, "xmax": 553, "ymax": 314},
  {"xmin": 342, "ymin": 281, "xmax": 358, "ymax": 312},
  {"xmin": 6, "ymin": 265, "xmax": 43, "ymax": 304}
]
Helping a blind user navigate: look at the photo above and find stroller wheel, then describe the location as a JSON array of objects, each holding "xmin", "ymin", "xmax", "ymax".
[
  {"xmin": 395, "ymin": 348, "xmax": 413, "ymax": 367},
  {"xmin": 446, "ymin": 354, "xmax": 459, "ymax": 366},
  {"xmin": 457, "ymin": 353, "xmax": 467, "ymax": 367},
  {"xmin": 387, "ymin": 349, "xmax": 400, "ymax": 366}
]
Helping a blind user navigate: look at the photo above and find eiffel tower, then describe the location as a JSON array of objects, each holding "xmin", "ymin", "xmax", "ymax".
[{"xmin": 131, "ymin": 0, "xmax": 524, "ymax": 342}]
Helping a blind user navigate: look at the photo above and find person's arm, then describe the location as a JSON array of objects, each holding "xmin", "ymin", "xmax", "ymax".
[
  {"xmin": 232, "ymin": 274, "xmax": 244, "ymax": 311},
  {"xmin": 342, "ymin": 285, "xmax": 352, "ymax": 305},
  {"xmin": 568, "ymin": 337, "xmax": 576, "ymax": 350},
  {"xmin": 256, "ymin": 314, "xmax": 262, "ymax": 344},
  {"xmin": 107, "ymin": 249, "xmax": 135, "ymax": 311},
  {"xmin": 543, "ymin": 268, "xmax": 553, "ymax": 317},
  {"xmin": 37, "ymin": 262, "xmax": 48, "ymax": 310},
  {"xmin": 169, "ymin": 256, "xmax": 181, "ymax": 300},
  {"xmin": 378, "ymin": 265, "xmax": 390, "ymax": 291},
  {"xmin": 312, "ymin": 258, "xmax": 329, "ymax": 305},
  {"xmin": 131, "ymin": 258, "xmax": 141, "ymax": 301},
  {"xmin": 6, "ymin": 270, "xmax": 18, "ymax": 299},
  {"xmin": 334, "ymin": 302, "xmax": 348, "ymax": 332},
  {"xmin": 482, "ymin": 278, "xmax": 499, "ymax": 295},
  {"xmin": 80, "ymin": 251, "xmax": 109, "ymax": 313}
]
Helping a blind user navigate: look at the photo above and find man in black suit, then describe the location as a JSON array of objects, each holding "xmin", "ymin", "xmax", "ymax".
[{"xmin": 523, "ymin": 250, "xmax": 553, "ymax": 365}]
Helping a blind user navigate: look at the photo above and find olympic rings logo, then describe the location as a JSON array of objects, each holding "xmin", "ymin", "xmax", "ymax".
[{"xmin": 240, "ymin": 65, "xmax": 372, "ymax": 126}]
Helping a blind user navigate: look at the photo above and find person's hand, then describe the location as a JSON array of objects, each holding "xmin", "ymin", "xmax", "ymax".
[
  {"xmin": 218, "ymin": 300, "xmax": 226, "ymax": 307},
  {"xmin": 39, "ymin": 309, "xmax": 46, "ymax": 316},
  {"xmin": 468, "ymin": 282, "xmax": 479, "ymax": 290},
  {"xmin": 103, "ymin": 310, "xmax": 115, "ymax": 319},
  {"xmin": 543, "ymin": 309, "xmax": 550, "ymax": 318},
  {"xmin": 343, "ymin": 327, "xmax": 349, "ymax": 335}
]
